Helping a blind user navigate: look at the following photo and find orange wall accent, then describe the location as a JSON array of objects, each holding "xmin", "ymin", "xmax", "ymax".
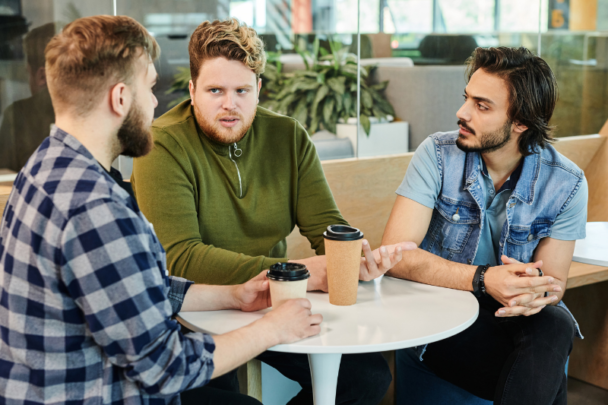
[
  {"xmin": 292, "ymin": 0, "xmax": 312, "ymax": 34},
  {"xmin": 570, "ymin": 0, "xmax": 598, "ymax": 31}
]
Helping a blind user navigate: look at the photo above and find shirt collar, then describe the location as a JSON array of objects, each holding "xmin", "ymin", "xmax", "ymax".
[{"xmin": 463, "ymin": 149, "xmax": 541, "ymax": 205}]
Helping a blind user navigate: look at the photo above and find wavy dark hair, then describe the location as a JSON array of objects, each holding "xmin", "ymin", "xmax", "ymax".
[{"xmin": 465, "ymin": 47, "xmax": 558, "ymax": 156}]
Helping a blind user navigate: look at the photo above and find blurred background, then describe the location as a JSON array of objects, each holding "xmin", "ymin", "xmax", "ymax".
[{"xmin": 0, "ymin": 0, "xmax": 607, "ymax": 168}]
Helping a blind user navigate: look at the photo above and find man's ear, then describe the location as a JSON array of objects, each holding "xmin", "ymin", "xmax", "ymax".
[
  {"xmin": 513, "ymin": 121, "xmax": 528, "ymax": 134},
  {"xmin": 189, "ymin": 80, "xmax": 195, "ymax": 105},
  {"xmin": 109, "ymin": 82, "xmax": 130, "ymax": 118}
]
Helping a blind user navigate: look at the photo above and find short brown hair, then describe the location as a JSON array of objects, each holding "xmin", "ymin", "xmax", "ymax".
[
  {"xmin": 45, "ymin": 15, "xmax": 160, "ymax": 116},
  {"xmin": 466, "ymin": 47, "xmax": 558, "ymax": 156},
  {"xmin": 189, "ymin": 19, "xmax": 265, "ymax": 84}
]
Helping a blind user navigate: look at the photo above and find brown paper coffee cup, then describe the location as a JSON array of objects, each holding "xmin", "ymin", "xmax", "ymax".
[{"xmin": 324, "ymin": 225, "xmax": 364, "ymax": 306}]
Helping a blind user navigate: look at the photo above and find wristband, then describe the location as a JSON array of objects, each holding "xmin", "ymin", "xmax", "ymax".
[{"xmin": 472, "ymin": 264, "xmax": 491, "ymax": 298}]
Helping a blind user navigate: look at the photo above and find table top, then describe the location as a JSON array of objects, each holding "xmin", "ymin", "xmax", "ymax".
[
  {"xmin": 573, "ymin": 222, "xmax": 608, "ymax": 267},
  {"xmin": 177, "ymin": 276, "xmax": 479, "ymax": 355}
]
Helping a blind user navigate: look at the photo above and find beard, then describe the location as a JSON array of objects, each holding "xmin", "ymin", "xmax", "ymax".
[
  {"xmin": 193, "ymin": 103, "xmax": 256, "ymax": 145},
  {"xmin": 117, "ymin": 100, "xmax": 153, "ymax": 158},
  {"xmin": 456, "ymin": 119, "xmax": 512, "ymax": 154}
]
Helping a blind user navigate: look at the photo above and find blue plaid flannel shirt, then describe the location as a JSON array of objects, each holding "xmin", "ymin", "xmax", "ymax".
[{"xmin": 0, "ymin": 127, "xmax": 215, "ymax": 404}]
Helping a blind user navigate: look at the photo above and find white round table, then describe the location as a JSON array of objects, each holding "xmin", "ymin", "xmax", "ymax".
[
  {"xmin": 177, "ymin": 276, "xmax": 479, "ymax": 405},
  {"xmin": 573, "ymin": 222, "xmax": 608, "ymax": 266}
]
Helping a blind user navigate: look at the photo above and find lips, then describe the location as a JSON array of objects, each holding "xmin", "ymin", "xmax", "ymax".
[{"xmin": 219, "ymin": 117, "xmax": 240, "ymax": 128}]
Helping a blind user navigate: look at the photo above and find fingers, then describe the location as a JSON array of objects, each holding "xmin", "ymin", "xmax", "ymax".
[
  {"xmin": 309, "ymin": 313, "xmax": 323, "ymax": 325},
  {"xmin": 496, "ymin": 304, "xmax": 546, "ymax": 317},
  {"xmin": 360, "ymin": 240, "xmax": 378, "ymax": 279},
  {"xmin": 293, "ymin": 298, "xmax": 312, "ymax": 310},
  {"xmin": 508, "ymin": 292, "xmax": 559, "ymax": 308},
  {"xmin": 394, "ymin": 241, "xmax": 417, "ymax": 251},
  {"xmin": 379, "ymin": 246, "xmax": 392, "ymax": 270},
  {"xmin": 511, "ymin": 275, "xmax": 559, "ymax": 290}
]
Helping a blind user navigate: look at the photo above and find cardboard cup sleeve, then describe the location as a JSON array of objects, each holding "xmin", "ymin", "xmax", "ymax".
[{"xmin": 325, "ymin": 238, "xmax": 363, "ymax": 305}]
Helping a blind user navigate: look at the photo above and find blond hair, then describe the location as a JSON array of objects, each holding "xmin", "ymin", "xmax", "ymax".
[
  {"xmin": 45, "ymin": 15, "xmax": 160, "ymax": 116},
  {"xmin": 189, "ymin": 19, "xmax": 265, "ymax": 84}
]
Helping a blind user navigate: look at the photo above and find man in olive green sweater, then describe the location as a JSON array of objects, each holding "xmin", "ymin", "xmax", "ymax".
[{"xmin": 132, "ymin": 19, "xmax": 415, "ymax": 405}]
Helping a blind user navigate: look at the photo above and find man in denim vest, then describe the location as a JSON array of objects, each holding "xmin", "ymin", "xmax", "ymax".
[{"xmin": 383, "ymin": 47, "xmax": 587, "ymax": 405}]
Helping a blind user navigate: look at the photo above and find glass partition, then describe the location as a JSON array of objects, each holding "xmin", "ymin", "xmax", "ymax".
[
  {"xmin": 0, "ymin": 0, "xmax": 606, "ymax": 174},
  {"xmin": 0, "ymin": 1, "xmax": 115, "ymax": 174}
]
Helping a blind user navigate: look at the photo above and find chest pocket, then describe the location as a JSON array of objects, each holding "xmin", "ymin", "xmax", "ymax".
[
  {"xmin": 429, "ymin": 198, "xmax": 480, "ymax": 254},
  {"xmin": 506, "ymin": 219, "xmax": 552, "ymax": 262}
]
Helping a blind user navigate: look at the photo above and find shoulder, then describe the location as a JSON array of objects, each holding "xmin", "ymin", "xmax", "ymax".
[
  {"xmin": 539, "ymin": 143, "xmax": 584, "ymax": 179},
  {"xmin": 21, "ymin": 136, "xmax": 128, "ymax": 219},
  {"xmin": 429, "ymin": 130, "xmax": 460, "ymax": 145},
  {"xmin": 151, "ymin": 101, "xmax": 198, "ymax": 150},
  {"xmin": 254, "ymin": 105, "xmax": 303, "ymax": 133}
]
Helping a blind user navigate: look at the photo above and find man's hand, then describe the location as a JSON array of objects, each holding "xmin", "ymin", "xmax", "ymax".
[
  {"xmin": 494, "ymin": 256, "xmax": 559, "ymax": 317},
  {"xmin": 485, "ymin": 255, "xmax": 562, "ymax": 317},
  {"xmin": 289, "ymin": 255, "xmax": 329, "ymax": 292},
  {"xmin": 360, "ymin": 240, "xmax": 417, "ymax": 281},
  {"xmin": 257, "ymin": 298, "xmax": 323, "ymax": 346},
  {"xmin": 232, "ymin": 271, "xmax": 272, "ymax": 312}
]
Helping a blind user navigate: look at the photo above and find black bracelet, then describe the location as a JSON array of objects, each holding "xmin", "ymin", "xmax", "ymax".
[{"xmin": 473, "ymin": 264, "xmax": 491, "ymax": 298}]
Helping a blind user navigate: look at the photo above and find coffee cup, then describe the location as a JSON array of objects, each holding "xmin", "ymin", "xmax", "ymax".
[
  {"xmin": 267, "ymin": 263, "xmax": 310, "ymax": 308},
  {"xmin": 323, "ymin": 225, "xmax": 364, "ymax": 306}
]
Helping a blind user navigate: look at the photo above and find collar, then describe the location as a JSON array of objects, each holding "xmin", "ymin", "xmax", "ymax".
[
  {"xmin": 463, "ymin": 149, "xmax": 540, "ymax": 205},
  {"xmin": 480, "ymin": 157, "xmax": 523, "ymax": 194}
]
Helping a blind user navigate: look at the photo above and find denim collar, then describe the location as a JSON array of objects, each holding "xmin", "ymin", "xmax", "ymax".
[{"xmin": 463, "ymin": 150, "xmax": 541, "ymax": 205}]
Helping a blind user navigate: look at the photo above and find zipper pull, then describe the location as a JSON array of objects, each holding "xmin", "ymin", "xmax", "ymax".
[{"xmin": 233, "ymin": 142, "xmax": 242, "ymax": 158}]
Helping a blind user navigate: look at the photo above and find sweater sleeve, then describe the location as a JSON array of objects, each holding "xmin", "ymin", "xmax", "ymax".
[
  {"xmin": 293, "ymin": 122, "xmax": 349, "ymax": 255},
  {"xmin": 131, "ymin": 129, "xmax": 283, "ymax": 285}
]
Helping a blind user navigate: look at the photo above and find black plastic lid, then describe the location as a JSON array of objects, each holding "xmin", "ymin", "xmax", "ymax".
[
  {"xmin": 323, "ymin": 225, "xmax": 364, "ymax": 241},
  {"xmin": 267, "ymin": 263, "xmax": 310, "ymax": 281}
]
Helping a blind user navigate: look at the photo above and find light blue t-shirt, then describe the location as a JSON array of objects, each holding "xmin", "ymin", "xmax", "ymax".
[{"xmin": 397, "ymin": 137, "xmax": 588, "ymax": 266}]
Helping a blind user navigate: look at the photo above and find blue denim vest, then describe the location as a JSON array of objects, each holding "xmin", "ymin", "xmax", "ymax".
[{"xmin": 420, "ymin": 131, "xmax": 584, "ymax": 339}]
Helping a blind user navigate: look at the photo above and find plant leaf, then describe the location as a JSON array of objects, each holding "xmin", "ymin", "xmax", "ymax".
[
  {"xmin": 361, "ymin": 88, "xmax": 373, "ymax": 110},
  {"xmin": 326, "ymin": 77, "xmax": 345, "ymax": 94},
  {"xmin": 360, "ymin": 114, "xmax": 371, "ymax": 136},
  {"xmin": 312, "ymin": 85, "xmax": 329, "ymax": 111},
  {"xmin": 323, "ymin": 97, "xmax": 335, "ymax": 125}
]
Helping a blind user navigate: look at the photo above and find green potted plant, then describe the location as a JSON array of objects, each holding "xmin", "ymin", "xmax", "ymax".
[{"xmin": 260, "ymin": 39, "xmax": 396, "ymax": 136}]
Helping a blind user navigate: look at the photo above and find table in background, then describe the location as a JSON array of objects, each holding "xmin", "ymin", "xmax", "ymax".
[
  {"xmin": 178, "ymin": 276, "xmax": 479, "ymax": 405},
  {"xmin": 573, "ymin": 222, "xmax": 608, "ymax": 267}
]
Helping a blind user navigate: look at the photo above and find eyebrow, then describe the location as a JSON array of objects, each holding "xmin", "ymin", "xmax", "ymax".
[
  {"xmin": 464, "ymin": 89, "xmax": 495, "ymax": 105},
  {"xmin": 204, "ymin": 84, "xmax": 254, "ymax": 89}
]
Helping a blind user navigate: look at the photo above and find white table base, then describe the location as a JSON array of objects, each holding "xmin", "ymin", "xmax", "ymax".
[{"xmin": 308, "ymin": 353, "xmax": 342, "ymax": 405}]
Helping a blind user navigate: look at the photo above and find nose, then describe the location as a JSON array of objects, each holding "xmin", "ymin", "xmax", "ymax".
[
  {"xmin": 222, "ymin": 93, "xmax": 236, "ymax": 110},
  {"xmin": 152, "ymin": 93, "xmax": 158, "ymax": 109},
  {"xmin": 456, "ymin": 100, "xmax": 471, "ymax": 122}
]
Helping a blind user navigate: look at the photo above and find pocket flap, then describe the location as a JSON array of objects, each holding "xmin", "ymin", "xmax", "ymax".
[
  {"xmin": 508, "ymin": 220, "xmax": 552, "ymax": 245},
  {"xmin": 436, "ymin": 197, "xmax": 480, "ymax": 225}
]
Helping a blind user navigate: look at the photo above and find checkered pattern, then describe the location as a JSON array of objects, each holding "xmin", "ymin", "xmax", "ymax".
[{"xmin": 0, "ymin": 127, "xmax": 215, "ymax": 404}]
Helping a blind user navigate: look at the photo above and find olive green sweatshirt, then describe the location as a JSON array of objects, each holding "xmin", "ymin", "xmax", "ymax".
[{"xmin": 131, "ymin": 101, "xmax": 347, "ymax": 285}]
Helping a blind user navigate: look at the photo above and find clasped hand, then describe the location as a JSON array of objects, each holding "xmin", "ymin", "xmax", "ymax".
[{"xmin": 484, "ymin": 255, "xmax": 562, "ymax": 317}]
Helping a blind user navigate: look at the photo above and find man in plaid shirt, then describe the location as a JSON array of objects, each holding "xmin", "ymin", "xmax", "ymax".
[{"xmin": 0, "ymin": 16, "xmax": 322, "ymax": 405}]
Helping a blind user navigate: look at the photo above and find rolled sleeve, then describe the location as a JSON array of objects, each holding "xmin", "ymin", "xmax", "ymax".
[
  {"xmin": 550, "ymin": 176, "xmax": 588, "ymax": 241},
  {"xmin": 396, "ymin": 137, "xmax": 442, "ymax": 209},
  {"xmin": 168, "ymin": 276, "xmax": 193, "ymax": 315}
]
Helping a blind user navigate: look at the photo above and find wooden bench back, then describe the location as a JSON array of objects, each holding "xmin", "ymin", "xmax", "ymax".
[{"xmin": 286, "ymin": 125, "xmax": 608, "ymax": 259}]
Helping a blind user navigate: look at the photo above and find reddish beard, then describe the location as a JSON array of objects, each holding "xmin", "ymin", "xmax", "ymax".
[{"xmin": 193, "ymin": 103, "xmax": 256, "ymax": 145}]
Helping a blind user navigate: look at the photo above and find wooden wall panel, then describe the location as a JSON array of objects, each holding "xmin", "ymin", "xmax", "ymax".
[
  {"xmin": 584, "ymin": 121, "xmax": 608, "ymax": 222},
  {"xmin": 563, "ymin": 281, "xmax": 608, "ymax": 391}
]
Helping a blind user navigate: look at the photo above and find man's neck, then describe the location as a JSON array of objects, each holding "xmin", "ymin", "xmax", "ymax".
[
  {"xmin": 55, "ymin": 114, "xmax": 121, "ymax": 171},
  {"xmin": 481, "ymin": 139, "xmax": 523, "ymax": 191}
]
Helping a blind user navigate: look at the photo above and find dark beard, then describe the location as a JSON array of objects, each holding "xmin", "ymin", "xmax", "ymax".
[
  {"xmin": 456, "ymin": 119, "xmax": 512, "ymax": 154},
  {"xmin": 193, "ymin": 103, "xmax": 255, "ymax": 145},
  {"xmin": 117, "ymin": 101, "xmax": 153, "ymax": 158}
]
